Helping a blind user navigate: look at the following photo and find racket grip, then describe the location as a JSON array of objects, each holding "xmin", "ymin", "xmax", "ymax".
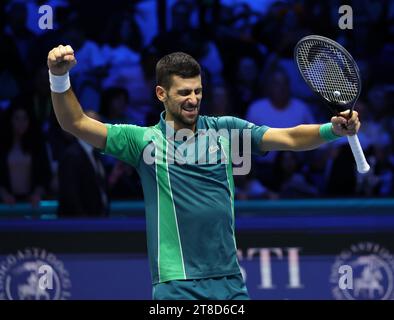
[{"xmin": 347, "ymin": 135, "xmax": 370, "ymax": 174}]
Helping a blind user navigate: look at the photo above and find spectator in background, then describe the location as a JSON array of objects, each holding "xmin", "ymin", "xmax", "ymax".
[
  {"xmin": 99, "ymin": 85, "xmax": 152, "ymax": 126},
  {"xmin": 107, "ymin": 160, "xmax": 143, "ymax": 200},
  {"xmin": 246, "ymin": 68, "xmax": 315, "ymax": 128},
  {"xmin": 325, "ymin": 144, "xmax": 357, "ymax": 197},
  {"xmin": 354, "ymin": 98, "xmax": 393, "ymax": 197},
  {"xmin": 57, "ymin": 110, "xmax": 109, "ymax": 218},
  {"xmin": 303, "ymin": 149, "xmax": 330, "ymax": 196},
  {"xmin": 0, "ymin": 35, "xmax": 27, "ymax": 104},
  {"xmin": 354, "ymin": 98, "xmax": 391, "ymax": 151},
  {"xmin": 30, "ymin": 65, "xmax": 53, "ymax": 133},
  {"xmin": 99, "ymin": 8, "xmax": 154, "ymax": 121},
  {"xmin": 4, "ymin": 2, "xmax": 37, "ymax": 76},
  {"xmin": 152, "ymin": 0, "xmax": 204, "ymax": 58},
  {"xmin": 99, "ymin": 86, "xmax": 146, "ymax": 190},
  {"xmin": 0, "ymin": 98, "xmax": 51, "ymax": 207},
  {"xmin": 235, "ymin": 172, "xmax": 278, "ymax": 200},
  {"xmin": 29, "ymin": 65, "xmax": 65, "ymax": 197},
  {"xmin": 271, "ymin": 151, "xmax": 318, "ymax": 198},
  {"xmin": 99, "ymin": 87, "xmax": 132, "ymax": 124},
  {"xmin": 214, "ymin": 2, "xmax": 264, "ymax": 86},
  {"xmin": 246, "ymin": 68, "xmax": 314, "ymax": 167},
  {"xmin": 357, "ymin": 144, "xmax": 393, "ymax": 197},
  {"xmin": 101, "ymin": 8, "xmax": 143, "ymax": 54},
  {"xmin": 152, "ymin": 0, "xmax": 224, "ymax": 86},
  {"xmin": 254, "ymin": 1, "xmax": 315, "ymax": 102},
  {"xmin": 207, "ymin": 83, "xmax": 233, "ymax": 117},
  {"xmin": 231, "ymin": 55, "xmax": 262, "ymax": 117},
  {"xmin": 63, "ymin": 25, "xmax": 106, "ymax": 112}
]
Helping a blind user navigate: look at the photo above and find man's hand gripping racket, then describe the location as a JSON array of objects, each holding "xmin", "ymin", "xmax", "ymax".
[{"xmin": 294, "ymin": 35, "xmax": 370, "ymax": 174}]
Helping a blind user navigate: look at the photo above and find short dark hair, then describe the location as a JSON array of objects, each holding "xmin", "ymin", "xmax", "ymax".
[{"xmin": 156, "ymin": 52, "xmax": 201, "ymax": 90}]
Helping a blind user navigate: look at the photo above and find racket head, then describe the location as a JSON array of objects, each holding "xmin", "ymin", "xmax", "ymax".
[{"xmin": 294, "ymin": 35, "xmax": 361, "ymax": 114}]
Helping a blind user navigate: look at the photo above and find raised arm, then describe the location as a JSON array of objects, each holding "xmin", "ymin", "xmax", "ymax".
[
  {"xmin": 47, "ymin": 45, "xmax": 107, "ymax": 149},
  {"xmin": 260, "ymin": 110, "xmax": 360, "ymax": 152}
]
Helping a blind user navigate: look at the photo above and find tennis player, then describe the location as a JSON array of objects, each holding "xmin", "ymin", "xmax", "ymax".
[{"xmin": 47, "ymin": 45, "xmax": 360, "ymax": 300}]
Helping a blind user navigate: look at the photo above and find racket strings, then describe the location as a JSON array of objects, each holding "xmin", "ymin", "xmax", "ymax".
[{"xmin": 296, "ymin": 40, "xmax": 359, "ymax": 104}]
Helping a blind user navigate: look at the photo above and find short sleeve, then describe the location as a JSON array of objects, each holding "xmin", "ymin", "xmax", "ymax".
[
  {"xmin": 216, "ymin": 116, "xmax": 270, "ymax": 155},
  {"xmin": 103, "ymin": 124, "xmax": 149, "ymax": 167}
]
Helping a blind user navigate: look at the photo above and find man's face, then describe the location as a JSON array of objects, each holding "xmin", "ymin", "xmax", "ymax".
[{"xmin": 157, "ymin": 75, "xmax": 202, "ymax": 129}]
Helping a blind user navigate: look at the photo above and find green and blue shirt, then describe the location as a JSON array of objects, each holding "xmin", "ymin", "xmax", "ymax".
[{"xmin": 104, "ymin": 112, "xmax": 269, "ymax": 284}]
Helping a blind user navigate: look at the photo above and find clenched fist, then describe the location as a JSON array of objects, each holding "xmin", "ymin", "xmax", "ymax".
[
  {"xmin": 331, "ymin": 110, "xmax": 360, "ymax": 136},
  {"xmin": 47, "ymin": 45, "xmax": 77, "ymax": 75}
]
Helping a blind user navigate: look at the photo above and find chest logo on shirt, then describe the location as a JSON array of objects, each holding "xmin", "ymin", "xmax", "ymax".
[{"xmin": 208, "ymin": 145, "xmax": 220, "ymax": 154}]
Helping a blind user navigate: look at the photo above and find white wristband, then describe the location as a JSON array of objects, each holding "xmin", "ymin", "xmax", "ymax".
[{"xmin": 49, "ymin": 70, "xmax": 71, "ymax": 93}]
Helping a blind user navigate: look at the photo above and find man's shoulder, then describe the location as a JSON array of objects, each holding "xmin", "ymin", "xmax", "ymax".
[
  {"xmin": 199, "ymin": 115, "xmax": 259, "ymax": 131},
  {"xmin": 198, "ymin": 115, "xmax": 239, "ymax": 130},
  {"xmin": 105, "ymin": 123, "xmax": 162, "ymax": 152},
  {"xmin": 106, "ymin": 122, "xmax": 150, "ymax": 129},
  {"xmin": 197, "ymin": 115, "xmax": 218, "ymax": 130},
  {"xmin": 106, "ymin": 123, "xmax": 160, "ymax": 134}
]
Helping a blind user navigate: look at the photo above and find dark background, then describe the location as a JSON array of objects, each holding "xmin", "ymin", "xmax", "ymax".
[{"xmin": 0, "ymin": 0, "xmax": 393, "ymax": 207}]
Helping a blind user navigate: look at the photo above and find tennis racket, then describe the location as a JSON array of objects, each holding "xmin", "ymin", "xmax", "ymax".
[{"xmin": 294, "ymin": 35, "xmax": 370, "ymax": 174}]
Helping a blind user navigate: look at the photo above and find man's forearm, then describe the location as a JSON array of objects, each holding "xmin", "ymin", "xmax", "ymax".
[
  {"xmin": 261, "ymin": 112, "xmax": 359, "ymax": 152},
  {"xmin": 51, "ymin": 88, "xmax": 85, "ymax": 133},
  {"xmin": 288, "ymin": 124, "xmax": 338, "ymax": 151}
]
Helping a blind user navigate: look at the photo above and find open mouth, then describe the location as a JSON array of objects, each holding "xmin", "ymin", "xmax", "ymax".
[{"xmin": 182, "ymin": 105, "xmax": 198, "ymax": 112}]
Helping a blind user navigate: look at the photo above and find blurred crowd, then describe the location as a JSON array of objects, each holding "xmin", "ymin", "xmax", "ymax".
[{"xmin": 0, "ymin": 0, "xmax": 393, "ymax": 215}]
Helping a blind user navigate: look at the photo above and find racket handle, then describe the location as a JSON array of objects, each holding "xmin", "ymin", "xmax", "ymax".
[{"xmin": 347, "ymin": 135, "xmax": 370, "ymax": 174}]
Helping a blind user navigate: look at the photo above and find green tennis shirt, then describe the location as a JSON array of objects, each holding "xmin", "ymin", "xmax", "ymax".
[{"xmin": 104, "ymin": 112, "xmax": 269, "ymax": 284}]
